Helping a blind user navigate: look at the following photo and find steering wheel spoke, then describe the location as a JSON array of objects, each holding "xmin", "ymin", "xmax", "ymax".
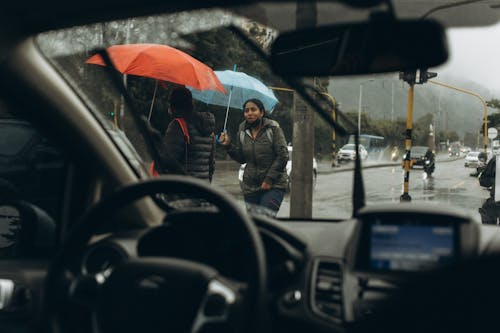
[{"xmin": 191, "ymin": 278, "xmax": 240, "ymax": 333}]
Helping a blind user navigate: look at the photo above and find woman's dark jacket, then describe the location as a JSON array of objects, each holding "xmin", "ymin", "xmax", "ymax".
[{"xmin": 226, "ymin": 118, "xmax": 288, "ymax": 194}]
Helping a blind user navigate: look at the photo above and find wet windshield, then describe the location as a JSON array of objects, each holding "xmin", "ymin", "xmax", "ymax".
[{"xmin": 35, "ymin": 2, "xmax": 500, "ymax": 222}]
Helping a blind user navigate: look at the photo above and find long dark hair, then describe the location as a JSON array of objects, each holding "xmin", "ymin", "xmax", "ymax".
[{"xmin": 243, "ymin": 98, "xmax": 270, "ymax": 118}]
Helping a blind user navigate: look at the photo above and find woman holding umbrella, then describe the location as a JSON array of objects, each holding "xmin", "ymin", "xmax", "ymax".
[{"xmin": 219, "ymin": 99, "xmax": 288, "ymax": 216}]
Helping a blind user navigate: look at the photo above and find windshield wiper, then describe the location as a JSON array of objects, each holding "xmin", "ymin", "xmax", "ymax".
[{"xmin": 421, "ymin": 0, "xmax": 485, "ymax": 19}]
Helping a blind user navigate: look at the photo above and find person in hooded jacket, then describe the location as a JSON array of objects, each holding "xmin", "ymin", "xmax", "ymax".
[
  {"xmin": 219, "ymin": 98, "xmax": 288, "ymax": 215},
  {"xmin": 158, "ymin": 87, "xmax": 215, "ymax": 182}
]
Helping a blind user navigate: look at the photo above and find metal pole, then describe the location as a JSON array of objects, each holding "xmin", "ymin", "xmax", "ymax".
[
  {"xmin": 223, "ymin": 88, "xmax": 233, "ymax": 132},
  {"xmin": 428, "ymin": 80, "xmax": 488, "ymax": 153},
  {"xmin": 223, "ymin": 64, "xmax": 237, "ymax": 133},
  {"xmin": 401, "ymin": 84, "xmax": 414, "ymax": 202},
  {"xmin": 358, "ymin": 84, "xmax": 363, "ymax": 134},
  {"xmin": 318, "ymin": 92, "xmax": 338, "ymax": 167},
  {"xmin": 332, "ymin": 105, "xmax": 337, "ymax": 167},
  {"xmin": 482, "ymin": 106, "xmax": 488, "ymax": 150},
  {"xmin": 290, "ymin": 2, "xmax": 316, "ymax": 219},
  {"xmin": 147, "ymin": 80, "xmax": 159, "ymax": 121},
  {"xmin": 391, "ymin": 81, "xmax": 394, "ymax": 123}
]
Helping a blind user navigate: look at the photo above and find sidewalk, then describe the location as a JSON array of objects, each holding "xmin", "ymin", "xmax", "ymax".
[{"xmin": 215, "ymin": 159, "xmax": 240, "ymax": 172}]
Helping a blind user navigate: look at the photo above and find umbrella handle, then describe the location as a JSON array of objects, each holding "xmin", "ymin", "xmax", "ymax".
[
  {"xmin": 147, "ymin": 80, "xmax": 159, "ymax": 121},
  {"xmin": 222, "ymin": 64, "xmax": 237, "ymax": 132},
  {"xmin": 223, "ymin": 88, "xmax": 233, "ymax": 132},
  {"xmin": 215, "ymin": 129, "xmax": 227, "ymax": 144}
]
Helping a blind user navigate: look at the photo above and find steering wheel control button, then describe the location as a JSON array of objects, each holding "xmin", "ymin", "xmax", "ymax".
[{"xmin": 282, "ymin": 290, "xmax": 302, "ymax": 307}]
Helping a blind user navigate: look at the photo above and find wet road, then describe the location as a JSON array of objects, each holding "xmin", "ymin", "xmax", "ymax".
[{"xmin": 212, "ymin": 155, "xmax": 489, "ymax": 222}]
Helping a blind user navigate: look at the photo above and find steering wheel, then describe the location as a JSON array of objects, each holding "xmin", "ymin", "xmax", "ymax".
[{"xmin": 42, "ymin": 176, "xmax": 267, "ymax": 333}]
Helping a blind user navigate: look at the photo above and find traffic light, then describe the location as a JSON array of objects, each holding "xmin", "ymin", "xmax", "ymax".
[
  {"xmin": 108, "ymin": 111, "xmax": 115, "ymax": 118},
  {"xmin": 399, "ymin": 69, "xmax": 437, "ymax": 85},
  {"xmin": 420, "ymin": 70, "xmax": 437, "ymax": 83}
]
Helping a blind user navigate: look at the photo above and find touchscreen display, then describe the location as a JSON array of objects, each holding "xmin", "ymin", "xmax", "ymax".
[{"xmin": 370, "ymin": 224, "xmax": 455, "ymax": 271}]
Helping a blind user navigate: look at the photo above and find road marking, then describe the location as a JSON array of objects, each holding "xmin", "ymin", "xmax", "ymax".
[{"xmin": 451, "ymin": 181, "xmax": 465, "ymax": 189}]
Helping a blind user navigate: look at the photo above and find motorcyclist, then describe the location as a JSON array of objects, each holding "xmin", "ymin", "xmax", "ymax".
[
  {"xmin": 391, "ymin": 146, "xmax": 399, "ymax": 161},
  {"xmin": 424, "ymin": 148, "xmax": 435, "ymax": 175}
]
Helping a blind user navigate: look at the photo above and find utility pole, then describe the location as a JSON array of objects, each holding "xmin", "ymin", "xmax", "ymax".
[
  {"xmin": 290, "ymin": 2, "xmax": 316, "ymax": 219},
  {"xmin": 358, "ymin": 83, "xmax": 363, "ymax": 135},
  {"xmin": 332, "ymin": 100, "xmax": 337, "ymax": 167},
  {"xmin": 391, "ymin": 81, "xmax": 394, "ymax": 123},
  {"xmin": 399, "ymin": 69, "xmax": 437, "ymax": 202}
]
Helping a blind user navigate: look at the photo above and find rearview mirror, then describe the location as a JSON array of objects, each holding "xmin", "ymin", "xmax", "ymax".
[{"xmin": 270, "ymin": 19, "xmax": 448, "ymax": 76}]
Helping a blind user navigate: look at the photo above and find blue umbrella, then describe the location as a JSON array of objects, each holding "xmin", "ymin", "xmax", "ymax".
[{"xmin": 188, "ymin": 70, "xmax": 279, "ymax": 131}]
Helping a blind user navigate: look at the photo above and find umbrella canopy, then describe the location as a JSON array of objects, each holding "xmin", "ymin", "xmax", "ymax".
[
  {"xmin": 86, "ymin": 43, "xmax": 226, "ymax": 93},
  {"xmin": 188, "ymin": 70, "xmax": 279, "ymax": 111}
]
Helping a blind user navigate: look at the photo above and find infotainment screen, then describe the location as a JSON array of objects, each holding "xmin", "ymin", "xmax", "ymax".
[{"xmin": 370, "ymin": 223, "xmax": 455, "ymax": 271}]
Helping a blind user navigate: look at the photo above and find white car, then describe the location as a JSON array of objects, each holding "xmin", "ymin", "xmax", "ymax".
[
  {"xmin": 337, "ymin": 144, "xmax": 368, "ymax": 162},
  {"xmin": 239, "ymin": 146, "xmax": 317, "ymax": 188},
  {"xmin": 493, "ymin": 146, "xmax": 500, "ymax": 156},
  {"xmin": 464, "ymin": 151, "xmax": 480, "ymax": 168}
]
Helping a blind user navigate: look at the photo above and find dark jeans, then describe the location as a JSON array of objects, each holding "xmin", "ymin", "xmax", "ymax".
[{"xmin": 244, "ymin": 189, "xmax": 285, "ymax": 216}]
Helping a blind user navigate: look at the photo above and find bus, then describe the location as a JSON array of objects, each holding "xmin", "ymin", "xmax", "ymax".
[{"xmin": 348, "ymin": 134, "xmax": 386, "ymax": 153}]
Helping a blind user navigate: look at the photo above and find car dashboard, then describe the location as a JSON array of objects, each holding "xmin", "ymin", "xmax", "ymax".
[{"xmin": 80, "ymin": 203, "xmax": 496, "ymax": 332}]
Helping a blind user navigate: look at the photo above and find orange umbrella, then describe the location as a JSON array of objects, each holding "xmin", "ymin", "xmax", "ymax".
[{"xmin": 86, "ymin": 43, "xmax": 226, "ymax": 93}]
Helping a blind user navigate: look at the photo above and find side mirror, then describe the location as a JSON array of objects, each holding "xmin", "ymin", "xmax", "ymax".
[
  {"xmin": 270, "ymin": 18, "xmax": 448, "ymax": 76},
  {"xmin": 0, "ymin": 201, "xmax": 55, "ymax": 258}
]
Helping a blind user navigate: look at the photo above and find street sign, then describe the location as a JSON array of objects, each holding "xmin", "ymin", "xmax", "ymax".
[{"xmin": 488, "ymin": 127, "xmax": 498, "ymax": 139}]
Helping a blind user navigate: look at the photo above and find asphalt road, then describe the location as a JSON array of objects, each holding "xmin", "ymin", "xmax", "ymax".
[{"xmin": 212, "ymin": 155, "xmax": 489, "ymax": 222}]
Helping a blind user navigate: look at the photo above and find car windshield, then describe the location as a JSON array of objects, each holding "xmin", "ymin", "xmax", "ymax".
[
  {"xmin": 412, "ymin": 147, "xmax": 429, "ymax": 155},
  {"xmin": 34, "ymin": 2, "xmax": 500, "ymax": 222},
  {"xmin": 342, "ymin": 144, "xmax": 356, "ymax": 151}
]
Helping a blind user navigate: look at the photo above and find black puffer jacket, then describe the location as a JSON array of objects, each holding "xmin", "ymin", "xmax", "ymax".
[{"xmin": 160, "ymin": 111, "xmax": 215, "ymax": 181}]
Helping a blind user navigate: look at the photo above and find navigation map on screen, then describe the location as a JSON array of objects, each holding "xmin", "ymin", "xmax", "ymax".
[{"xmin": 370, "ymin": 224, "xmax": 454, "ymax": 271}]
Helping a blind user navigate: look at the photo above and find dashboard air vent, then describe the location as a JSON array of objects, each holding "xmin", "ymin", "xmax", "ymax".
[{"xmin": 311, "ymin": 260, "xmax": 343, "ymax": 324}]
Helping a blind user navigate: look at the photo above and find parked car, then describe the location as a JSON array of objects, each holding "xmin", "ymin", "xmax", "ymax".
[
  {"xmin": 239, "ymin": 146, "xmax": 317, "ymax": 190},
  {"xmin": 493, "ymin": 145, "xmax": 500, "ymax": 156},
  {"xmin": 337, "ymin": 143, "xmax": 368, "ymax": 162},
  {"xmin": 464, "ymin": 151, "xmax": 481, "ymax": 168}
]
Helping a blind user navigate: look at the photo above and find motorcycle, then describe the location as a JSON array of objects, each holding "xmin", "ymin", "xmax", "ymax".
[
  {"xmin": 423, "ymin": 157, "xmax": 435, "ymax": 176},
  {"xmin": 391, "ymin": 147, "xmax": 399, "ymax": 162}
]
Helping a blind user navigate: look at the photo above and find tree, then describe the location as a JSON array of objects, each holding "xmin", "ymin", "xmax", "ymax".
[
  {"xmin": 483, "ymin": 97, "xmax": 500, "ymax": 135},
  {"xmin": 487, "ymin": 98, "xmax": 500, "ymax": 110}
]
